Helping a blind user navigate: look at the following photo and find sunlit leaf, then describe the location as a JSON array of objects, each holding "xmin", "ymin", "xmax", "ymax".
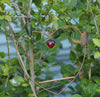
[
  {"xmin": 70, "ymin": 94, "xmax": 82, "ymax": 97},
  {"xmin": 94, "ymin": 51, "xmax": 100, "ymax": 58},
  {"xmin": 93, "ymin": 38, "xmax": 100, "ymax": 47}
]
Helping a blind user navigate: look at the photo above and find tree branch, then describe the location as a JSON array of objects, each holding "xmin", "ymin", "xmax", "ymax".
[
  {"xmin": 11, "ymin": 2, "xmax": 25, "ymax": 24},
  {"xmin": 4, "ymin": 19, "xmax": 11, "ymax": 87},
  {"xmin": 28, "ymin": 0, "xmax": 32, "ymax": 18}
]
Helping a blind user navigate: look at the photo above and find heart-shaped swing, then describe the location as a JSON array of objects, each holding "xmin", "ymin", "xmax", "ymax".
[{"xmin": 16, "ymin": 25, "xmax": 86, "ymax": 95}]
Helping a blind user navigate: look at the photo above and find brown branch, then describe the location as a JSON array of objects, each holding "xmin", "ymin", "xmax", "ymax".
[
  {"xmin": 27, "ymin": 0, "xmax": 37, "ymax": 96},
  {"xmin": 29, "ymin": 40, "xmax": 37, "ymax": 97},
  {"xmin": 70, "ymin": 41, "xmax": 75, "ymax": 53},
  {"xmin": 22, "ymin": 0, "xmax": 28, "ymax": 16},
  {"xmin": 32, "ymin": 31, "xmax": 51, "ymax": 37},
  {"xmin": 38, "ymin": 76, "xmax": 75, "ymax": 84},
  {"xmin": 22, "ymin": 38, "xmax": 27, "ymax": 80},
  {"xmin": 7, "ymin": 22, "xmax": 30, "ymax": 60},
  {"xmin": 37, "ymin": 52, "xmax": 43, "ymax": 64},
  {"xmin": 28, "ymin": 0, "xmax": 32, "ymax": 18},
  {"xmin": 87, "ymin": 33, "xmax": 91, "ymax": 79},
  {"xmin": 5, "ymin": 75, "xmax": 10, "ymax": 88},
  {"xmin": 7, "ymin": 21, "xmax": 29, "ymax": 78},
  {"xmin": 11, "ymin": 2, "xmax": 25, "ymax": 24}
]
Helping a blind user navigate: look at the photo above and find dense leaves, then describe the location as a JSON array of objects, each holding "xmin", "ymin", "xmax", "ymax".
[{"xmin": 1, "ymin": 0, "xmax": 100, "ymax": 97}]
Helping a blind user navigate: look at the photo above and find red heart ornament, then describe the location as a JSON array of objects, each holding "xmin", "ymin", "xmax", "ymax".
[{"xmin": 47, "ymin": 40, "xmax": 55, "ymax": 48}]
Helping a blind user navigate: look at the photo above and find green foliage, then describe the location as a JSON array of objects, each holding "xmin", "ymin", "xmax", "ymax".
[
  {"xmin": 75, "ymin": 44, "xmax": 82, "ymax": 52},
  {"xmin": 0, "ymin": 92, "xmax": 5, "ymax": 97},
  {"xmin": 70, "ymin": 51, "xmax": 76, "ymax": 62},
  {"xmin": 0, "ymin": 0, "xmax": 11, "ymax": 5},
  {"xmin": 0, "ymin": 52, "xmax": 5, "ymax": 58},
  {"xmin": 94, "ymin": 51, "xmax": 100, "ymax": 58},
  {"xmin": 37, "ymin": 91, "xmax": 48, "ymax": 97},
  {"xmin": 79, "ymin": 79, "xmax": 97, "ymax": 97},
  {"xmin": 1, "ymin": 0, "xmax": 100, "ymax": 97},
  {"xmin": 70, "ymin": 94, "xmax": 82, "ymax": 97},
  {"xmin": 71, "ymin": 31, "xmax": 81, "ymax": 40},
  {"xmin": 1, "ymin": 64, "xmax": 9, "ymax": 76},
  {"xmin": 93, "ymin": 38, "xmax": 100, "ymax": 48}
]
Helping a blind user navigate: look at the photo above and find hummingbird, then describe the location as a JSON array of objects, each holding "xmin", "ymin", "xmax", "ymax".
[{"xmin": 25, "ymin": 18, "xmax": 32, "ymax": 39}]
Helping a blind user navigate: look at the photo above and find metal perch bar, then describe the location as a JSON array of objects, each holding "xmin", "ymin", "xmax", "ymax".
[{"xmin": 38, "ymin": 76, "xmax": 76, "ymax": 84}]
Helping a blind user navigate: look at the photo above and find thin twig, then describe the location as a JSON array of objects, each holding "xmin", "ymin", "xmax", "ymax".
[
  {"xmin": 37, "ymin": 52, "xmax": 43, "ymax": 64},
  {"xmin": 4, "ymin": 19, "xmax": 11, "ymax": 87},
  {"xmin": 28, "ymin": 0, "xmax": 32, "ymax": 18},
  {"xmin": 7, "ymin": 22, "xmax": 30, "ymax": 60},
  {"xmin": 87, "ymin": 33, "xmax": 91, "ymax": 79},
  {"xmin": 32, "ymin": 31, "xmax": 51, "ymax": 37},
  {"xmin": 11, "ymin": 2, "xmax": 25, "ymax": 24},
  {"xmin": 38, "ymin": 76, "xmax": 75, "ymax": 84},
  {"xmin": 22, "ymin": 37, "xmax": 27, "ymax": 80}
]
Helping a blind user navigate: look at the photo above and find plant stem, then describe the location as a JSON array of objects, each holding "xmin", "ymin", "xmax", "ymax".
[
  {"xmin": 29, "ymin": 40, "xmax": 37, "ymax": 97},
  {"xmin": 4, "ymin": 19, "xmax": 11, "ymax": 87}
]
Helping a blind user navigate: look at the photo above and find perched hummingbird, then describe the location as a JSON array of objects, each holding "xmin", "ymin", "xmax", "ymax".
[{"xmin": 25, "ymin": 18, "xmax": 32, "ymax": 39}]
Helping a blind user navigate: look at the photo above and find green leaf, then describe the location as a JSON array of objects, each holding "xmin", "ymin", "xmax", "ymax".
[
  {"xmin": 80, "ymin": 79, "xmax": 97, "ymax": 97},
  {"xmin": 1, "ymin": 0, "xmax": 11, "ymax": 5},
  {"xmin": 75, "ymin": 44, "xmax": 82, "ymax": 52},
  {"xmin": 59, "ymin": 32, "xmax": 68, "ymax": 41},
  {"xmin": 65, "ymin": 0, "xmax": 77, "ymax": 7},
  {"xmin": 22, "ymin": 83, "xmax": 28, "ymax": 87},
  {"xmin": 36, "ymin": 33, "xmax": 41, "ymax": 40},
  {"xmin": 19, "ymin": 77, "xmax": 25, "ymax": 83},
  {"xmin": 0, "ymin": 16, "xmax": 4, "ymax": 20},
  {"xmin": 1, "ymin": 64, "xmax": 9, "ymax": 76},
  {"xmin": 53, "ymin": 20, "xmax": 58, "ymax": 30},
  {"xmin": 71, "ymin": 31, "xmax": 81, "ymax": 40},
  {"xmin": 70, "ymin": 51, "xmax": 76, "ymax": 62},
  {"xmin": 5, "ymin": 15, "xmax": 11, "ymax": 21},
  {"xmin": 95, "ymin": 79, "xmax": 100, "ymax": 85},
  {"xmin": 58, "ymin": 20, "xmax": 66, "ymax": 27},
  {"xmin": 47, "ymin": 55, "xmax": 55, "ymax": 63},
  {"xmin": 96, "ymin": 87, "xmax": 100, "ymax": 92},
  {"xmin": 33, "ymin": 0, "xmax": 41, "ymax": 6},
  {"xmin": 74, "ymin": 67, "xmax": 80, "ymax": 74},
  {"xmin": 70, "ymin": 94, "xmax": 82, "ymax": 97},
  {"xmin": 0, "ymin": 52, "xmax": 5, "ymax": 58},
  {"xmin": 37, "ymin": 91, "xmax": 48, "ymax": 97},
  {"xmin": 94, "ymin": 51, "xmax": 100, "ymax": 58},
  {"xmin": 68, "ymin": 10, "xmax": 82, "ymax": 19},
  {"xmin": 96, "ymin": 16, "xmax": 100, "ymax": 21},
  {"xmin": 0, "ymin": 92, "xmax": 5, "ymax": 97},
  {"xmin": 14, "ymin": 75, "xmax": 18, "ymax": 82},
  {"xmin": 85, "ymin": 25, "xmax": 91, "ymax": 32},
  {"xmin": 92, "ymin": 38, "xmax": 100, "ymax": 47}
]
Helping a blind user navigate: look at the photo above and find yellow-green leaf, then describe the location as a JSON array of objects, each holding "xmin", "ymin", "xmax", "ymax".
[
  {"xmin": 94, "ymin": 51, "xmax": 100, "ymax": 58},
  {"xmin": 93, "ymin": 38, "xmax": 100, "ymax": 47}
]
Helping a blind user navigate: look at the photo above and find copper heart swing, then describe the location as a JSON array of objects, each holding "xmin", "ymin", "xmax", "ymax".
[{"xmin": 16, "ymin": 25, "xmax": 86, "ymax": 95}]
